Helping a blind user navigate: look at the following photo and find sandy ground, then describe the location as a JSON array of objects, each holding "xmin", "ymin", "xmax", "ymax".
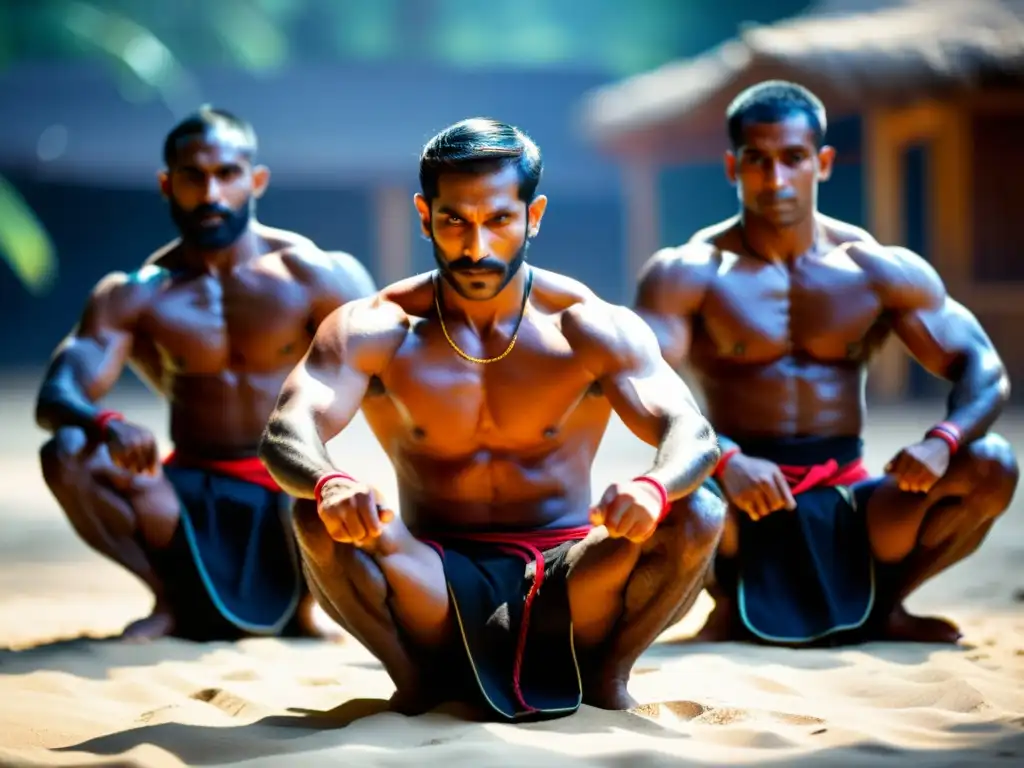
[{"xmin": 0, "ymin": 374, "xmax": 1022, "ymax": 767}]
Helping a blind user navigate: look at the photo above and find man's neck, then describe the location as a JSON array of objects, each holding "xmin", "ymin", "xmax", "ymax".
[
  {"xmin": 739, "ymin": 211, "xmax": 819, "ymax": 264},
  {"xmin": 438, "ymin": 266, "xmax": 530, "ymax": 336},
  {"xmin": 181, "ymin": 227, "xmax": 261, "ymax": 274}
]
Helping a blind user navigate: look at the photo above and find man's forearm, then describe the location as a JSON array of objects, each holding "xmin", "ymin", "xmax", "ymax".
[
  {"xmin": 258, "ymin": 414, "xmax": 339, "ymax": 499},
  {"xmin": 644, "ymin": 416, "xmax": 720, "ymax": 500},
  {"xmin": 35, "ymin": 370, "xmax": 106, "ymax": 437},
  {"xmin": 943, "ymin": 357, "xmax": 1009, "ymax": 444}
]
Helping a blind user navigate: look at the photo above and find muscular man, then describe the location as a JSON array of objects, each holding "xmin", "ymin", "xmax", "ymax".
[
  {"xmin": 36, "ymin": 108, "xmax": 376, "ymax": 641},
  {"xmin": 635, "ymin": 81, "xmax": 1019, "ymax": 647},
  {"xmin": 259, "ymin": 118, "xmax": 723, "ymax": 719}
]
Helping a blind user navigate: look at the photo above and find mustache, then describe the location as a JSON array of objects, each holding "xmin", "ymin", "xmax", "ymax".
[
  {"xmin": 758, "ymin": 190, "xmax": 797, "ymax": 203},
  {"xmin": 189, "ymin": 203, "xmax": 236, "ymax": 219},
  {"xmin": 446, "ymin": 256, "xmax": 507, "ymax": 273}
]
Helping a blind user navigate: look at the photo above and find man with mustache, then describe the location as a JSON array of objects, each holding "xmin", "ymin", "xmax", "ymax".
[
  {"xmin": 258, "ymin": 118, "xmax": 724, "ymax": 719},
  {"xmin": 634, "ymin": 80, "xmax": 1019, "ymax": 646},
  {"xmin": 36, "ymin": 107, "xmax": 376, "ymax": 641}
]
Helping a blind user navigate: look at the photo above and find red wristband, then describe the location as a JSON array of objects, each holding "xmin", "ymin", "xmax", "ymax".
[
  {"xmin": 633, "ymin": 475, "xmax": 671, "ymax": 524},
  {"xmin": 926, "ymin": 421, "xmax": 962, "ymax": 455},
  {"xmin": 314, "ymin": 471, "xmax": 356, "ymax": 505},
  {"xmin": 714, "ymin": 447, "xmax": 740, "ymax": 478},
  {"xmin": 94, "ymin": 410, "xmax": 124, "ymax": 437}
]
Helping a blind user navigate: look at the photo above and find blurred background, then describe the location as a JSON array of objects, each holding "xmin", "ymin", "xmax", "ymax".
[
  {"xmin": 0, "ymin": 0, "xmax": 1022, "ymax": 655},
  {"xmin": 1, "ymin": 0, "xmax": 1023, "ymax": 405}
]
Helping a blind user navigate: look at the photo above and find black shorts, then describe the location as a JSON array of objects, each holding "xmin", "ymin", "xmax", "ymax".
[
  {"xmin": 711, "ymin": 436, "xmax": 886, "ymax": 646},
  {"xmin": 419, "ymin": 531, "xmax": 589, "ymax": 722},
  {"xmin": 151, "ymin": 464, "xmax": 305, "ymax": 641}
]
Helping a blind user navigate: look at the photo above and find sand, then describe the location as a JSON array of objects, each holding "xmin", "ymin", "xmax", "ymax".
[{"xmin": 1, "ymin": 378, "xmax": 1022, "ymax": 767}]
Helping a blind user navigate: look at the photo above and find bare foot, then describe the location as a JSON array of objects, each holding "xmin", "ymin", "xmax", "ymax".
[
  {"xmin": 880, "ymin": 604, "xmax": 962, "ymax": 644},
  {"xmin": 688, "ymin": 599, "xmax": 738, "ymax": 643},
  {"xmin": 296, "ymin": 594, "xmax": 348, "ymax": 641},
  {"xmin": 388, "ymin": 687, "xmax": 442, "ymax": 716},
  {"xmin": 583, "ymin": 677, "xmax": 638, "ymax": 710},
  {"xmin": 121, "ymin": 604, "xmax": 176, "ymax": 642}
]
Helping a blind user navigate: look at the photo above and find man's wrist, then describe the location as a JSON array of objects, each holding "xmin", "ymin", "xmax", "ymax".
[
  {"xmin": 94, "ymin": 409, "xmax": 124, "ymax": 440},
  {"xmin": 313, "ymin": 471, "xmax": 357, "ymax": 505},
  {"xmin": 925, "ymin": 421, "xmax": 962, "ymax": 456},
  {"xmin": 632, "ymin": 475, "xmax": 671, "ymax": 524}
]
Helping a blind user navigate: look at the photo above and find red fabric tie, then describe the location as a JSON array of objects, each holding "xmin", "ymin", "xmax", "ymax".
[
  {"xmin": 778, "ymin": 457, "xmax": 871, "ymax": 496},
  {"xmin": 163, "ymin": 450, "xmax": 281, "ymax": 493}
]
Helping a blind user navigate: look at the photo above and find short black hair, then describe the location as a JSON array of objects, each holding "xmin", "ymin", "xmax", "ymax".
[
  {"xmin": 726, "ymin": 80, "xmax": 827, "ymax": 149},
  {"xmin": 162, "ymin": 106, "xmax": 257, "ymax": 167},
  {"xmin": 419, "ymin": 118, "xmax": 543, "ymax": 203}
]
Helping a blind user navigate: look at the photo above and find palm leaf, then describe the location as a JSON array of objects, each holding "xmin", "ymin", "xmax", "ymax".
[{"xmin": 0, "ymin": 173, "xmax": 57, "ymax": 295}]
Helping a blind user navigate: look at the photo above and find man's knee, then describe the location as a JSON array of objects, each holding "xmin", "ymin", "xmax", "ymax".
[
  {"xmin": 962, "ymin": 433, "xmax": 1019, "ymax": 517},
  {"xmin": 39, "ymin": 427, "xmax": 89, "ymax": 490},
  {"xmin": 665, "ymin": 485, "xmax": 727, "ymax": 565}
]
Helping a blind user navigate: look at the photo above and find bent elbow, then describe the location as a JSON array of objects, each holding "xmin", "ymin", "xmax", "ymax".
[
  {"xmin": 996, "ymin": 369, "xmax": 1011, "ymax": 407},
  {"xmin": 34, "ymin": 387, "xmax": 60, "ymax": 433},
  {"xmin": 256, "ymin": 421, "xmax": 281, "ymax": 471},
  {"xmin": 700, "ymin": 423, "xmax": 721, "ymax": 472}
]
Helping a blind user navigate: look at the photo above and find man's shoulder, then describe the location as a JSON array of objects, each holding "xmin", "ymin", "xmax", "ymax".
[
  {"xmin": 532, "ymin": 267, "xmax": 597, "ymax": 312},
  {"xmin": 335, "ymin": 274, "xmax": 429, "ymax": 343},
  {"xmin": 638, "ymin": 227, "xmax": 725, "ymax": 288},
  {"xmin": 558, "ymin": 282, "xmax": 651, "ymax": 363},
  {"xmin": 835, "ymin": 233, "xmax": 945, "ymax": 310},
  {"xmin": 840, "ymin": 237, "xmax": 938, "ymax": 284}
]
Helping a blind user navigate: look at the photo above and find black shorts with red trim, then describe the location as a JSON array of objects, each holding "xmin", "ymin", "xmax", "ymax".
[{"xmin": 419, "ymin": 530, "xmax": 588, "ymax": 722}]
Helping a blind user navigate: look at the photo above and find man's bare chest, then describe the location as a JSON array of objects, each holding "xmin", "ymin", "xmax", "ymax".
[
  {"xmin": 140, "ymin": 274, "xmax": 313, "ymax": 373},
  {"xmin": 367, "ymin": 326, "xmax": 607, "ymax": 454},
  {"xmin": 696, "ymin": 254, "xmax": 886, "ymax": 362}
]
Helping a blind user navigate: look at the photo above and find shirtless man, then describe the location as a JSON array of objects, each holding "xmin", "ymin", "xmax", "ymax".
[
  {"xmin": 635, "ymin": 80, "xmax": 1019, "ymax": 646},
  {"xmin": 36, "ymin": 108, "xmax": 376, "ymax": 641},
  {"xmin": 258, "ymin": 118, "xmax": 724, "ymax": 719}
]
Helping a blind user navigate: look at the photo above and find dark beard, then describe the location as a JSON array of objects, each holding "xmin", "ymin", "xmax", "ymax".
[
  {"xmin": 431, "ymin": 237, "xmax": 529, "ymax": 300},
  {"xmin": 169, "ymin": 197, "xmax": 251, "ymax": 250}
]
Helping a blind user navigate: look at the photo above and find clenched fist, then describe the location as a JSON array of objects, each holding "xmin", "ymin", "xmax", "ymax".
[
  {"xmin": 104, "ymin": 419, "xmax": 159, "ymax": 474},
  {"xmin": 718, "ymin": 453, "xmax": 796, "ymax": 521},
  {"xmin": 590, "ymin": 479, "xmax": 666, "ymax": 544},
  {"xmin": 885, "ymin": 437, "xmax": 951, "ymax": 493},
  {"xmin": 317, "ymin": 475, "xmax": 395, "ymax": 547}
]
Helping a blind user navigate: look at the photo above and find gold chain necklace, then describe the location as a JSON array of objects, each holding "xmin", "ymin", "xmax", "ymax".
[{"xmin": 433, "ymin": 269, "xmax": 533, "ymax": 364}]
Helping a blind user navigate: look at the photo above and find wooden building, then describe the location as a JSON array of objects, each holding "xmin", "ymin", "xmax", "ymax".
[{"xmin": 580, "ymin": 0, "xmax": 1024, "ymax": 401}]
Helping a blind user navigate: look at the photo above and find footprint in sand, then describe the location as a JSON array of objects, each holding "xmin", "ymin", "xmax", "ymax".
[
  {"xmin": 221, "ymin": 669, "xmax": 259, "ymax": 682},
  {"xmin": 137, "ymin": 704, "xmax": 177, "ymax": 724},
  {"xmin": 751, "ymin": 676, "xmax": 798, "ymax": 695},
  {"xmin": 634, "ymin": 701, "xmax": 827, "ymax": 730},
  {"xmin": 632, "ymin": 700, "xmax": 707, "ymax": 720},
  {"xmin": 297, "ymin": 677, "xmax": 339, "ymax": 687},
  {"xmin": 189, "ymin": 687, "xmax": 257, "ymax": 717},
  {"xmin": 696, "ymin": 707, "xmax": 749, "ymax": 725},
  {"xmin": 772, "ymin": 712, "xmax": 825, "ymax": 727}
]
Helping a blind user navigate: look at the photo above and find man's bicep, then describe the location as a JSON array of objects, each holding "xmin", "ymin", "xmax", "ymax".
[
  {"xmin": 894, "ymin": 297, "xmax": 1000, "ymax": 380},
  {"xmin": 635, "ymin": 309, "xmax": 691, "ymax": 369},
  {"xmin": 279, "ymin": 325, "xmax": 369, "ymax": 441},
  {"xmin": 634, "ymin": 253, "xmax": 701, "ymax": 368},
  {"xmin": 601, "ymin": 311, "xmax": 703, "ymax": 446},
  {"xmin": 50, "ymin": 274, "xmax": 138, "ymax": 398}
]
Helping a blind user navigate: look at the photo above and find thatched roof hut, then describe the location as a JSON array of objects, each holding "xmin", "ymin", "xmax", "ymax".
[
  {"xmin": 579, "ymin": 0, "xmax": 1024, "ymax": 401},
  {"xmin": 580, "ymin": 0, "xmax": 1024, "ymax": 163}
]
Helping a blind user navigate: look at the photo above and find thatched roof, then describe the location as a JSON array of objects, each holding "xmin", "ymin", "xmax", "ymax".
[{"xmin": 580, "ymin": 0, "xmax": 1024, "ymax": 162}]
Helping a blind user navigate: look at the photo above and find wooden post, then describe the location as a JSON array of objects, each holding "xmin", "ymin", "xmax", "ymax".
[
  {"xmin": 373, "ymin": 184, "xmax": 412, "ymax": 286},
  {"xmin": 863, "ymin": 107, "xmax": 910, "ymax": 402},
  {"xmin": 929, "ymin": 104, "xmax": 971, "ymax": 290},
  {"xmin": 622, "ymin": 159, "xmax": 660, "ymax": 302}
]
